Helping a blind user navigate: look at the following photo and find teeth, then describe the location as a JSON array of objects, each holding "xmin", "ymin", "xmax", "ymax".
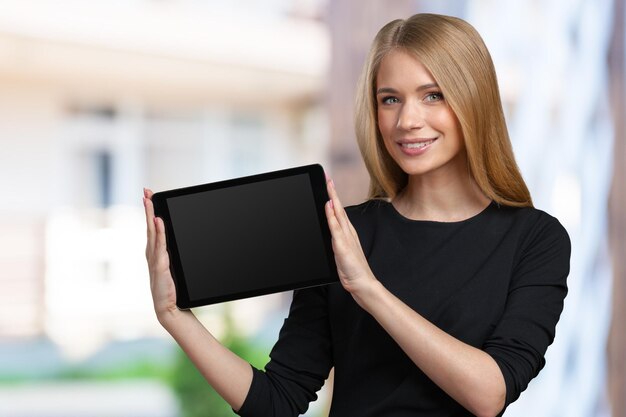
[{"xmin": 402, "ymin": 139, "xmax": 435, "ymax": 149}]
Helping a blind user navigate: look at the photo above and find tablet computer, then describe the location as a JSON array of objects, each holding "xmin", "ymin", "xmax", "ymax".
[{"xmin": 152, "ymin": 163, "xmax": 339, "ymax": 309}]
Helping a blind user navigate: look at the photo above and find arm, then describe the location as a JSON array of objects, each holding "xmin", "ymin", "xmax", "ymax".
[
  {"xmin": 353, "ymin": 280, "xmax": 505, "ymax": 417},
  {"xmin": 324, "ymin": 180, "xmax": 505, "ymax": 417},
  {"xmin": 143, "ymin": 189, "xmax": 252, "ymax": 412}
]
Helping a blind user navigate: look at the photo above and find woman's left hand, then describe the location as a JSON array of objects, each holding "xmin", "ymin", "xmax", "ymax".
[{"xmin": 325, "ymin": 177, "xmax": 377, "ymax": 297}]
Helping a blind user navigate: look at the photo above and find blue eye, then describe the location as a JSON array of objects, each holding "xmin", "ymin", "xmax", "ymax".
[
  {"xmin": 381, "ymin": 96, "xmax": 400, "ymax": 105},
  {"xmin": 424, "ymin": 92, "xmax": 443, "ymax": 102}
]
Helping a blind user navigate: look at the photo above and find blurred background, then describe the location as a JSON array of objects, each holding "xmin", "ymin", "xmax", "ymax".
[{"xmin": 0, "ymin": 0, "xmax": 624, "ymax": 416}]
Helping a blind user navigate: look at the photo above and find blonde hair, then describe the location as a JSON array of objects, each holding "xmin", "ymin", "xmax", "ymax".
[{"xmin": 355, "ymin": 13, "xmax": 532, "ymax": 207}]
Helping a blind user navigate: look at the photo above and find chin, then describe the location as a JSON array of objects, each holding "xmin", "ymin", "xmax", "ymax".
[
  {"xmin": 391, "ymin": 149, "xmax": 467, "ymax": 180},
  {"xmin": 393, "ymin": 159, "xmax": 437, "ymax": 177}
]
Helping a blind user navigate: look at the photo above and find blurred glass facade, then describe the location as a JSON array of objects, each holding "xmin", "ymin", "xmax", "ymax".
[{"xmin": 0, "ymin": 0, "xmax": 623, "ymax": 416}]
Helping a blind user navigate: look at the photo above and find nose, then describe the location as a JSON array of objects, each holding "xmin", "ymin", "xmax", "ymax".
[{"xmin": 396, "ymin": 100, "xmax": 424, "ymax": 130}]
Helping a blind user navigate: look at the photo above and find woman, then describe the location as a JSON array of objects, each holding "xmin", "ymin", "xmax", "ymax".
[{"xmin": 144, "ymin": 13, "xmax": 570, "ymax": 417}]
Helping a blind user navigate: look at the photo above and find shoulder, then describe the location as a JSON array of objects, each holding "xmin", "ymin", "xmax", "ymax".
[
  {"xmin": 496, "ymin": 205, "xmax": 571, "ymax": 281},
  {"xmin": 500, "ymin": 205, "xmax": 570, "ymax": 251}
]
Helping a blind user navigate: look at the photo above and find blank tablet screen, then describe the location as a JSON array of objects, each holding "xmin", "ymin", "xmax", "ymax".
[{"xmin": 153, "ymin": 164, "xmax": 338, "ymax": 308}]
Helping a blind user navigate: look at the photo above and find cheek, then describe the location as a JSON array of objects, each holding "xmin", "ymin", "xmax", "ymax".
[
  {"xmin": 376, "ymin": 114, "xmax": 396, "ymax": 155},
  {"xmin": 433, "ymin": 110, "xmax": 464, "ymax": 144},
  {"xmin": 377, "ymin": 110, "xmax": 395, "ymax": 140},
  {"xmin": 429, "ymin": 108, "xmax": 453, "ymax": 128}
]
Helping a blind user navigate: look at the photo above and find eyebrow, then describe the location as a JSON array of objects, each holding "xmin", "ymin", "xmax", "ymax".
[{"xmin": 376, "ymin": 83, "xmax": 439, "ymax": 95}]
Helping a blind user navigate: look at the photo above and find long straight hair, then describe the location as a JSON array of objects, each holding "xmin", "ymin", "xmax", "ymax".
[{"xmin": 355, "ymin": 13, "xmax": 532, "ymax": 207}]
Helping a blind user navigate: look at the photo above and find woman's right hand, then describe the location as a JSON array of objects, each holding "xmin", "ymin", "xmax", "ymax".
[{"xmin": 143, "ymin": 188, "xmax": 182, "ymax": 324}]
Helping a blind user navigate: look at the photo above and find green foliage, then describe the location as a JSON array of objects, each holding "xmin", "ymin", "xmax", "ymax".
[
  {"xmin": 57, "ymin": 359, "xmax": 173, "ymax": 381},
  {"xmin": 0, "ymin": 357, "xmax": 173, "ymax": 385},
  {"xmin": 168, "ymin": 306, "xmax": 270, "ymax": 417},
  {"xmin": 0, "ymin": 307, "xmax": 272, "ymax": 417}
]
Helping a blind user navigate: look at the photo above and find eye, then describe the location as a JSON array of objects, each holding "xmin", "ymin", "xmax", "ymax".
[
  {"xmin": 380, "ymin": 96, "xmax": 400, "ymax": 105},
  {"xmin": 424, "ymin": 92, "xmax": 444, "ymax": 102}
]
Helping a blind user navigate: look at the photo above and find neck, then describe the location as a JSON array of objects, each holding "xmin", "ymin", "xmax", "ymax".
[{"xmin": 392, "ymin": 167, "xmax": 491, "ymax": 222}]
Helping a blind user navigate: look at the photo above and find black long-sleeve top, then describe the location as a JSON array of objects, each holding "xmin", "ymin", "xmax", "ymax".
[{"xmin": 237, "ymin": 199, "xmax": 571, "ymax": 417}]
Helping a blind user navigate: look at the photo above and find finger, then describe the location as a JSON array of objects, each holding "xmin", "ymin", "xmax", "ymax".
[
  {"xmin": 325, "ymin": 199, "xmax": 343, "ymax": 240},
  {"xmin": 144, "ymin": 190, "xmax": 156, "ymax": 254},
  {"xmin": 326, "ymin": 182, "xmax": 362, "ymax": 252},
  {"xmin": 145, "ymin": 188, "xmax": 154, "ymax": 200},
  {"xmin": 155, "ymin": 217, "xmax": 167, "ymax": 251},
  {"xmin": 326, "ymin": 179, "xmax": 346, "ymax": 220},
  {"xmin": 154, "ymin": 217, "xmax": 169, "ymax": 269},
  {"xmin": 326, "ymin": 179, "xmax": 350, "ymax": 230},
  {"xmin": 326, "ymin": 199, "xmax": 352, "ymax": 254}
]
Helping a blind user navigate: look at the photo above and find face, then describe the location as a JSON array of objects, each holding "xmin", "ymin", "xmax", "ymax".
[{"xmin": 376, "ymin": 49, "xmax": 466, "ymax": 180}]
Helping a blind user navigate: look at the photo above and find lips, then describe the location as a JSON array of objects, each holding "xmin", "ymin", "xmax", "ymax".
[
  {"xmin": 396, "ymin": 138, "xmax": 437, "ymax": 155},
  {"xmin": 400, "ymin": 139, "xmax": 436, "ymax": 149}
]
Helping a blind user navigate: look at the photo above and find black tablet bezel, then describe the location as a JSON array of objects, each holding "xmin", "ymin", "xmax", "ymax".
[{"xmin": 152, "ymin": 164, "xmax": 338, "ymax": 309}]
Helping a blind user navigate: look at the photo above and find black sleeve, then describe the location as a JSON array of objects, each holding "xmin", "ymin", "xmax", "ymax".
[
  {"xmin": 483, "ymin": 212, "xmax": 571, "ymax": 409},
  {"xmin": 236, "ymin": 286, "xmax": 333, "ymax": 417}
]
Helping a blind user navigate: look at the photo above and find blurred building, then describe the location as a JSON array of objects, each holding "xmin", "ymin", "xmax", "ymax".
[{"xmin": 0, "ymin": 0, "xmax": 330, "ymax": 358}]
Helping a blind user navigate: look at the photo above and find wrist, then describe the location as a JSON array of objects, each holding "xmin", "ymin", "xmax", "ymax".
[
  {"xmin": 156, "ymin": 306, "xmax": 193, "ymax": 330},
  {"xmin": 351, "ymin": 274, "xmax": 385, "ymax": 309}
]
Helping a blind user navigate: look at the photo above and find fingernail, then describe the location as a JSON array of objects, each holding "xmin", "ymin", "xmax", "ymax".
[{"xmin": 329, "ymin": 199, "xmax": 334, "ymax": 209}]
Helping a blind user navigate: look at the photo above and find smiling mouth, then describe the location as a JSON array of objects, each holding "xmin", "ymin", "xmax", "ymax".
[{"xmin": 400, "ymin": 139, "xmax": 437, "ymax": 149}]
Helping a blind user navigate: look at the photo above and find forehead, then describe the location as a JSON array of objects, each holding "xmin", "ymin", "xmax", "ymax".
[{"xmin": 376, "ymin": 49, "xmax": 436, "ymax": 87}]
